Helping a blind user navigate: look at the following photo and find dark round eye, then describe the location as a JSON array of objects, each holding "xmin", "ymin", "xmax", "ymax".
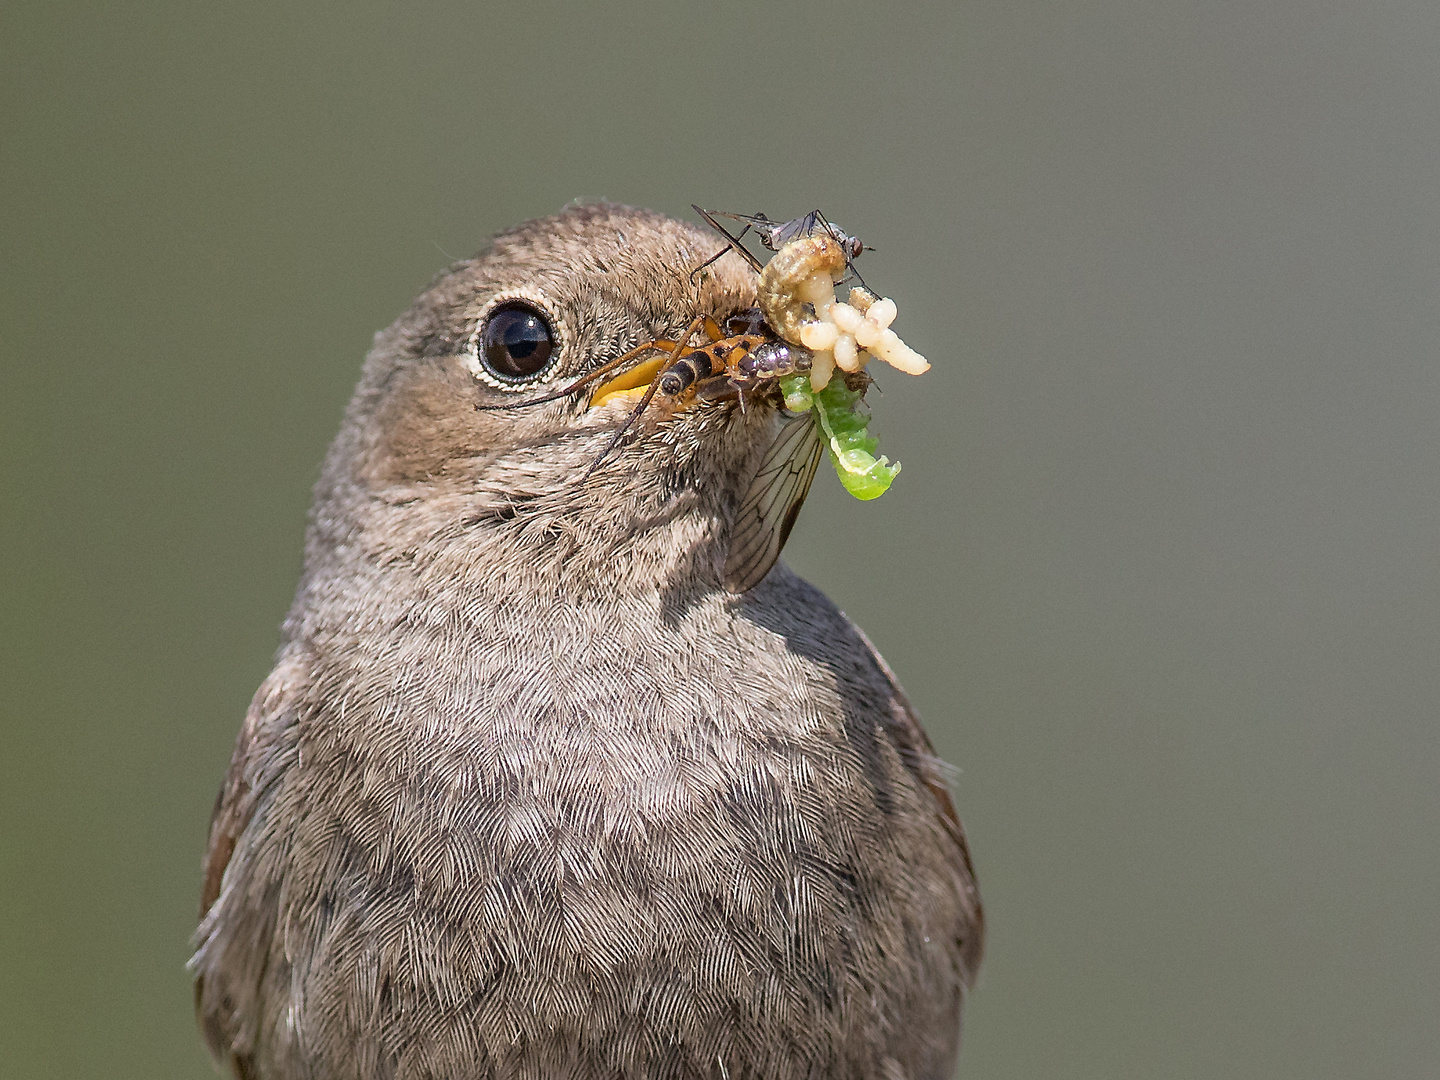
[{"xmin": 478, "ymin": 302, "xmax": 556, "ymax": 382}]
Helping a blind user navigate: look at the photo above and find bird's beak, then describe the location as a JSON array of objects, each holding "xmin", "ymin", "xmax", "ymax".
[{"xmin": 588, "ymin": 354, "xmax": 668, "ymax": 410}]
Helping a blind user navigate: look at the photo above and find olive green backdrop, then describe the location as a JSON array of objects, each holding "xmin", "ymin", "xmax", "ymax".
[{"xmin": 4, "ymin": 1, "xmax": 1437, "ymax": 1077}]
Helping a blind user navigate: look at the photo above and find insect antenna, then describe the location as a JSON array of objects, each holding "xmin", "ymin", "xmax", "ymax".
[{"xmin": 473, "ymin": 339, "xmax": 677, "ymax": 411}]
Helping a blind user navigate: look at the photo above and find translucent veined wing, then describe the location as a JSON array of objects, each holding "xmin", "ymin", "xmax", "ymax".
[
  {"xmin": 712, "ymin": 209, "xmax": 826, "ymax": 250},
  {"xmin": 692, "ymin": 207, "xmax": 834, "ymax": 275},
  {"xmin": 724, "ymin": 411, "xmax": 824, "ymax": 593}
]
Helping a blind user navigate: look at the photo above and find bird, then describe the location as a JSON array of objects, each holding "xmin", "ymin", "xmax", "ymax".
[{"xmin": 190, "ymin": 203, "xmax": 982, "ymax": 1080}]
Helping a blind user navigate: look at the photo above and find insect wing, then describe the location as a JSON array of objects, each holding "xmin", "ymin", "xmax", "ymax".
[
  {"xmin": 724, "ymin": 412, "xmax": 824, "ymax": 593},
  {"xmin": 713, "ymin": 209, "xmax": 828, "ymax": 249},
  {"xmin": 762, "ymin": 210, "xmax": 826, "ymax": 248},
  {"xmin": 709, "ymin": 210, "xmax": 778, "ymax": 231}
]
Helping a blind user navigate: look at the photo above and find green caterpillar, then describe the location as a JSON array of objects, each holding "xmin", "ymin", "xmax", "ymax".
[{"xmin": 778, "ymin": 373, "xmax": 901, "ymax": 501}]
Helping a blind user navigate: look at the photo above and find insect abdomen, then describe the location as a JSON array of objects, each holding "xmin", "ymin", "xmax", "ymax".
[
  {"xmin": 738, "ymin": 341, "xmax": 814, "ymax": 381},
  {"xmin": 658, "ymin": 352, "xmax": 721, "ymax": 397}
]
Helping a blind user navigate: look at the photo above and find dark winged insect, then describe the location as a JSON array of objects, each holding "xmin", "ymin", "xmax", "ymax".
[
  {"xmin": 710, "ymin": 208, "xmax": 865, "ymax": 257},
  {"xmin": 691, "ymin": 205, "xmax": 869, "ymax": 290}
]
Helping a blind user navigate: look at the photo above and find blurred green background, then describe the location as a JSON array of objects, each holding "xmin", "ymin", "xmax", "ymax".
[{"xmin": 4, "ymin": 1, "xmax": 1437, "ymax": 1077}]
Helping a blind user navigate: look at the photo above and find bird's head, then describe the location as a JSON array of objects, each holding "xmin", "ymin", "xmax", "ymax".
[{"xmin": 306, "ymin": 203, "xmax": 810, "ymax": 605}]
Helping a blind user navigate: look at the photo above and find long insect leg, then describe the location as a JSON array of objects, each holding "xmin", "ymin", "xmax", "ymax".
[
  {"xmin": 692, "ymin": 205, "xmax": 764, "ymax": 275},
  {"xmin": 689, "ymin": 245, "xmax": 736, "ymax": 283},
  {"xmin": 579, "ymin": 314, "xmax": 707, "ymax": 481},
  {"xmin": 474, "ymin": 338, "xmax": 681, "ymax": 411},
  {"xmin": 691, "ymin": 208, "xmax": 758, "ymax": 276},
  {"xmin": 810, "ymin": 208, "xmax": 872, "ymax": 291},
  {"xmin": 837, "ymin": 263, "xmax": 872, "ymax": 293}
]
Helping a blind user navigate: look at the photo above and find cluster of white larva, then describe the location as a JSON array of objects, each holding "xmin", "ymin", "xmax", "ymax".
[{"xmin": 793, "ymin": 273, "xmax": 931, "ymax": 392}]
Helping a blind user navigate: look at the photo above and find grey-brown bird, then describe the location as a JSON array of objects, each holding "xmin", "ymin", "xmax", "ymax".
[{"xmin": 191, "ymin": 203, "xmax": 982, "ymax": 1080}]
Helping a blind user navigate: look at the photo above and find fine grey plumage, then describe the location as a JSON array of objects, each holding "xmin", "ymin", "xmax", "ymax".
[{"xmin": 191, "ymin": 203, "xmax": 983, "ymax": 1080}]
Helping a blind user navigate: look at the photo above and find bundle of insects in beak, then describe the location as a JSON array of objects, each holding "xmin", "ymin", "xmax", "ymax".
[
  {"xmin": 516, "ymin": 208, "xmax": 932, "ymax": 500},
  {"xmin": 708, "ymin": 208, "xmax": 930, "ymax": 501}
]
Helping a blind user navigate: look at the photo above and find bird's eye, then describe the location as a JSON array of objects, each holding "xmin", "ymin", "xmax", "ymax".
[{"xmin": 478, "ymin": 302, "xmax": 556, "ymax": 382}]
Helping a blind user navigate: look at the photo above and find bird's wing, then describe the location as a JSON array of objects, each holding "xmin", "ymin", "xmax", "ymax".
[
  {"xmin": 853, "ymin": 624, "xmax": 986, "ymax": 986},
  {"xmin": 194, "ymin": 667, "xmax": 301, "ymax": 1079},
  {"xmin": 198, "ymin": 662, "xmax": 298, "ymax": 918},
  {"xmin": 200, "ymin": 705, "xmax": 261, "ymax": 918},
  {"xmin": 724, "ymin": 411, "xmax": 824, "ymax": 593}
]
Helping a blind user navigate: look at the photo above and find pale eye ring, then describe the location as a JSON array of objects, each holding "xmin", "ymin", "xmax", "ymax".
[{"xmin": 476, "ymin": 302, "xmax": 557, "ymax": 383}]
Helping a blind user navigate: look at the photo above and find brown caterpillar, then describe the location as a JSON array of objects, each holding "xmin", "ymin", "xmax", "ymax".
[{"xmin": 756, "ymin": 233, "xmax": 852, "ymax": 345}]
